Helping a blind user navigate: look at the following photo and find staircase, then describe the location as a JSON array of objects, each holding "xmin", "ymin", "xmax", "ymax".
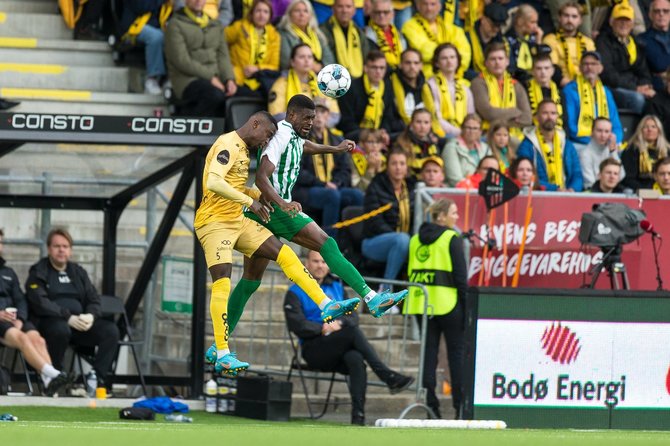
[{"xmin": 0, "ymin": 0, "xmax": 167, "ymax": 116}]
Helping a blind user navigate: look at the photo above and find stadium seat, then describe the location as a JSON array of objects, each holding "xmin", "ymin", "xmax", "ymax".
[
  {"xmin": 286, "ymin": 327, "xmax": 347, "ymax": 419},
  {"xmin": 70, "ymin": 295, "xmax": 148, "ymax": 396},
  {"xmin": 224, "ymin": 97, "xmax": 266, "ymax": 133},
  {"xmin": 618, "ymin": 109, "xmax": 641, "ymax": 142},
  {"xmin": 0, "ymin": 346, "xmax": 36, "ymax": 395}
]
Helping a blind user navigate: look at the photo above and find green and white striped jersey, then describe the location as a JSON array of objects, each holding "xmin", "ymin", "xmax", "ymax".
[{"xmin": 260, "ymin": 120, "xmax": 304, "ymax": 201}]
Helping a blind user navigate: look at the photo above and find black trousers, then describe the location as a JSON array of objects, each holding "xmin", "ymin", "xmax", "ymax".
[
  {"xmin": 416, "ymin": 301, "xmax": 465, "ymax": 416},
  {"xmin": 179, "ymin": 79, "xmax": 228, "ymax": 117},
  {"xmin": 78, "ymin": 0, "xmax": 106, "ymax": 26},
  {"xmin": 301, "ymin": 325, "xmax": 394, "ymax": 415},
  {"xmin": 37, "ymin": 317, "xmax": 120, "ymax": 383}
]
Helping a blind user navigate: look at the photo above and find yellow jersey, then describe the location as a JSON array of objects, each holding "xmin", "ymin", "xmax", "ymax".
[{"xmin": 194, "ymin": 131, "xmax": 252, "ymax": 228}]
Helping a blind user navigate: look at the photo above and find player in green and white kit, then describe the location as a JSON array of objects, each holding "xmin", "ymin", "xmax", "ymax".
[{"xmin": 227, "ymin": 94, "xmax": 408, "ymax": 333}]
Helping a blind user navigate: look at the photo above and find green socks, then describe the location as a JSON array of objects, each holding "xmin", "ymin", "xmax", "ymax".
[
  {"xmin": 319, "ymin": 237, "xmax": 373, "ymax": 298},
  {"xmin": 227, "ymin": 278, "xmax": 261, "ymax": 334}
]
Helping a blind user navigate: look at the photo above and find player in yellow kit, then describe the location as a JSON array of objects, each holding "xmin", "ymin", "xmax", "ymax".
[{"xmin": 194, "ymin": 111, "xmax": 360, "ymax": 376}]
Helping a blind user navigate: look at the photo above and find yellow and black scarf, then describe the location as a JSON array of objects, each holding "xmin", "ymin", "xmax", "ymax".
[
  {"xmin": 443, "ymin": 0, "xmax": 457, "ymax": 26},
  {"xmin": 330, "ymin": 16, "xmax": 363, "ymax": 77},
  {"xmin": 243, "ymin": 20, "xmax": 269, "ymax": 90},
  {"xmin": 482, "ymin": 70, "xmax": 523, "ymax": 139},
  {"xmin": 557, "ymin": 30, "xmax": 589, "ymax": 79},
  {"xmin": 536, "ymin": 129, "xmax": 564, "ymax": 189},
  {"xmin": 396, "ymin": 181, "xmax": 410, "ymax": 233},
  {"xmin": 313, "ymin": 152, "xmax": 334, "ymax": 183},
  {"xmin": 123, "ymin": 2, "xmax": 172, "ymax": 43},
  {"xmin": 623, "ymin": 36, "xmax": 637, "ymax": 66},
  {"xmin": 291, "ymin": 24, "xmax": 323, "ymax": 62},
  {"xmin": 435, "ymin": 72, "xmax": 469, "ymax": 127},
  {"xmin": 370, "ymin": 22, "xmax": 403, "ymax": 69},
  {"xmin": 184, "ymin": 6, "xmax": 209, "ymax": 28},
  {"xmin": 286, "ymin": 69, "xmax": 320, "ymax": 105},
  {"xmin": 576, "ymin": 74, "xmax": 609, "ymax": 138},
  {"xmin": 517, "ymin": 37, "xmax": 533, "ymax": 71},
  {"xmin": 361, "ymin": 74, "xmax": 385, "ymax": 129},
  {"xmin": 390, "ymin": 73, "xmax": 444, "ymax": 137},
  {"xmin": 639, "ymin": 146, "xmax": 656, "ymax": 176},
  {"xmin": 528, "ymin": 79, "xmax": 563, "ymax": 128},
  {"xmin": 413, "ymin": 13, "xmax": 449, "ymax": 44}
]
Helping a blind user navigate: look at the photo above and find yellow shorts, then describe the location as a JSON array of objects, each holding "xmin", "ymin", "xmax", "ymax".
[{"xmin": 196, "ymin": 218, "xmax": 274, "ymax": 268}]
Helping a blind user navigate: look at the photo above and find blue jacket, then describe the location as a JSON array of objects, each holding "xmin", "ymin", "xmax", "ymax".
[
  {"xmin": 516, "ymin": 127, "xmax": 584, "ymax": 191},
  {"xmin": 563, "ymin": 79, "xmax": 623, "ymax": 145},
  {"xmin": 284, "ymin": 275, "xmax": 358, "ymax": 342},
  {"xmin": 639, "ymin": 28, "xmax": 670, "ymax": 90}
]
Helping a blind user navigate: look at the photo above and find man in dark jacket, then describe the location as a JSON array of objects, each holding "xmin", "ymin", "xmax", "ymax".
[
  {"xmin": 293, "ymin": 99, "xmax": 363, "ymax": 236},
  {"xmin": 0, "ymin": 229, "xmax": 68, "ymax": 396},
  {"xmin": 596, "ymin": 3, "xmax": 655, "ymax": 114},
  {"xmin": 284, "ymin": 250, "xmax": 413, "ymax": 425},
  {"xmin": 337, "ymin": 51, "xmax": 405, "ymax": 143},
  {"xmin": 25, "ymin": 229, "xmax": 119, "ymax": 388},
  {"xmin": 644, "ymin": 67, "xmax": 670, "ymax": 137},
  {"xmin": 639, "ymin": 0, "xmax": 670, "ymax": 90}
]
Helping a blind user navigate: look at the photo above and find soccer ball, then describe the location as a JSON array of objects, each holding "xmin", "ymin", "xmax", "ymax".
[{"xmin": 317, "ymin": 64, "xmax": 352, "ymax": 99}]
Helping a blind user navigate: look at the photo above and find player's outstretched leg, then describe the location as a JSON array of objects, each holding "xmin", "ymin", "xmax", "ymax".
[
  {"xmin": 274, "ymin": 244, "xmax": 360, "ymax": 322},
  {"xmin": 208, "ymin": 275, "xmax": 249, "ymax": 376},
  {"xmin": 295, "ymin": 226, "xmax": 408, "ymax": 317}
]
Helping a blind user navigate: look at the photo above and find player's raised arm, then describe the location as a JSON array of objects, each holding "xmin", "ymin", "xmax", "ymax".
[
  {"xmin": 304, "ymin": 139, "xmax": 355, "ymax": 154},
  {"xmin": 256, "ymin": 156, "xmax": 302, "ymax": 215}
]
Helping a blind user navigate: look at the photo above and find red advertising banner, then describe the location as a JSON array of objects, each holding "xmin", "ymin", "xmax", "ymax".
[{"xmin": 431, "ymin": 192, "xmax": 668, "ymax": 290}]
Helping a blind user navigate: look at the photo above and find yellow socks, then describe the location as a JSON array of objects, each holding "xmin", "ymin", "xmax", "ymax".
[
  {"xmin": 210, "ymin": 277, "xmax": 231, "ymax": 351},
  {"xmin": 276, "ymin": 245, "xmax": 331, "ymax": 309}
]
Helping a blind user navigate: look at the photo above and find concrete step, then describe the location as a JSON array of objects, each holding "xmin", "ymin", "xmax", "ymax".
[
  {"xmin": 0, "ymin": 38, "xmax": 114, "ymax": 67},
  {"xmin": 0, "ymin": 63, "xmax": 128, "ymax": 92},
  {"xmin": 9, "ymin": 99, "xmax": 166, "ymax": 116},
  {"xmin": 0, "ymin": 0, "xmax": 59, "ymax": 14},
  {"xmin": 0, "ymin": 12, "xmax": 73, "ymax": 39}
]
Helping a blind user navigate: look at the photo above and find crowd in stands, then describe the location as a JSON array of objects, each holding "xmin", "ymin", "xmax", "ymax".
[{"xmin": 99, "ymin": 0, "xmax": 670, "ymax": 314}]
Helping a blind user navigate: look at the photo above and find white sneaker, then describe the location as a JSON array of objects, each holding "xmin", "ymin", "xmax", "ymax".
[{"xmin": 144, "ymin": 78, "xmax": 162, "ymax": 95}]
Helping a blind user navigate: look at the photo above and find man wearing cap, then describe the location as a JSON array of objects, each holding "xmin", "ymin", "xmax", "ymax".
[
  {"xmin": 466, "ymin": 2, "xmax": 508, "ymax": 78},
  {"xmin": 292, "ymin": 99, "xmax": 363, "ymax": 237},
  {"xmin": 419, "ymin": 156, "xmax": 447, "ymax": 188},
  {"xmin": 596, "ymin": 2, "xmax": 655, "ymax": 115},
  {"xmin": 639, "ymin": 0, "xmax": 670, "ymax": 91},
  {"xmin": 543, "ymin": 1, "xmax": 596, "ymax": 87},
  {"xmin": 563, "ymin": 51, "xmax": 624, "ymax": 148},
  {"xmin": 506, "ymin": 4, "xmax": 545, "ymax": 83}
]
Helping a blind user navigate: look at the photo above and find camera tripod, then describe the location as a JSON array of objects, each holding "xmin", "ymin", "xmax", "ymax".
[{"xmin": 588, "ymin": 245, "xmax": 630, "ymax": 290}]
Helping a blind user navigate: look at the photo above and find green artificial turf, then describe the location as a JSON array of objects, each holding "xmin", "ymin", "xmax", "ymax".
[{"xmin": 0, "ymin": 407, "xmax": 667, "ymax": 446}]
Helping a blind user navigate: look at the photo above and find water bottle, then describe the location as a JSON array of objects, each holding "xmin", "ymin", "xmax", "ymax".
[
  {"xmin": 164, "ymin": 414, "xmax": 193, "ymax": 423},
  {"xmin": 205, "ymin": 378, "xmax": 217, "ymax": 413},
  {"xmin": 86, "ymin": 371, "xmax": 97, "ymax": 398}
]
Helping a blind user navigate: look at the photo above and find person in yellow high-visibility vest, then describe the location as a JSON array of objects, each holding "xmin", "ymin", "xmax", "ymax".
[{"xmin": 405, "ymin": 198, "xmax": 467, "ymax": 420}]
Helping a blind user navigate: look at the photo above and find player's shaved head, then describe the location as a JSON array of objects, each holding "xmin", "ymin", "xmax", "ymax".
[{"xmin": 251, "ymin": 110, "xmax": 278, "ymax": 129}]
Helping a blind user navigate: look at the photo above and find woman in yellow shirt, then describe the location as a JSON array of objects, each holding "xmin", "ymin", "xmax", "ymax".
[
  {"xmin": 225, "ymin": 0, "xmax": 281, "ymax": 96},
  {"xmin": 268, "ymin": 43, "xmax": 340, "ymax": 126}
]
